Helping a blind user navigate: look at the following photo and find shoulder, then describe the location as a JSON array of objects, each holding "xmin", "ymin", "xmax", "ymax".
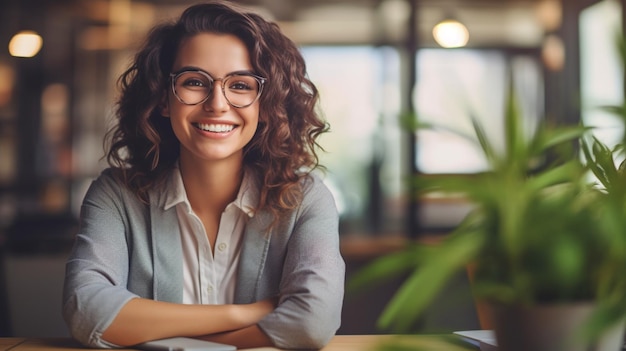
[
  {"xmin": 88, "ymin": 168, "xmax": 126, "ymax": 194},
  {"xmin": 298, "ymin": 171, "xmax": 338, "ymax": 211},
  {"xmin": 81, "ymin": 169, "xmax": 155, "ymax": 227},
  {"xmin": 84, "ymin": 168, "xmax": 138, "ymax": 206},
  {"xmin": 300, "ymin": 171, "xmax": 332, "ymax": 193}
]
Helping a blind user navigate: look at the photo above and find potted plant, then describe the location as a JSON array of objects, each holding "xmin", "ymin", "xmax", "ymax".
[
  {"xmin": 578, "ymin": 32, "xmax": 626, "ymax": 350},
  {"xmin": 349, "ymin": 85, "xmax": 626, "ymax": 350}
]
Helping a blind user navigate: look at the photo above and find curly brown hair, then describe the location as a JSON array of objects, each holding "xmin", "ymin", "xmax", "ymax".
[{"xmin": 106, "ymin": 1, "xmax": 328, "ymax": 217}]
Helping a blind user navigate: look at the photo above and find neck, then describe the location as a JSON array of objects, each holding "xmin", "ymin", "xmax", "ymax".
[{"xmin": 178, "ymin": 153, "xmax": 244, "ymax": 214}]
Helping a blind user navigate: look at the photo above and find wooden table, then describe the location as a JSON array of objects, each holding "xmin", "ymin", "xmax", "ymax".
[{"xmin": 0, "ymin": 335, "xmax": 477, "ymax": 351}]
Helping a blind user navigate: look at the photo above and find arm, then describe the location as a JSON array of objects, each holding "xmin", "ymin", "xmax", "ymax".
[
  {"xmin": 102, "ymin": 298, "xmax": 274, "ymax": 346},
  {"xmin": 198, "ymin": 325, "xmax": 273, "ymax": 349},
  {"xmin": 257, "ymin": 176, "xmax": 346, "ymax": 349}
]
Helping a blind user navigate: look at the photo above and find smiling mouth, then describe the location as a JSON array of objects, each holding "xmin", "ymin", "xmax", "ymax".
[{"xmin": 194, "ymin": 123, "xmax": 236, "ymax": 133}]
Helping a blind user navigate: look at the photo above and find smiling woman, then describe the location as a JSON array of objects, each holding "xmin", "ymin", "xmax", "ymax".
[{"xmin": 61, "ymin": 1, "xmax": 345, "ymax": 350}]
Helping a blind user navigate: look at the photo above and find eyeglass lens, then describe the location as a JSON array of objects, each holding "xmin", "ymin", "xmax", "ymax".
[{"xmin": 173, "ymin": 71, "xmax": 261, "ymax": 107}]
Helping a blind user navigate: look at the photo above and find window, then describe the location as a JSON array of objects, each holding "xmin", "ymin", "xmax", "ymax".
[
  {"xmin": 413, "ymin": 48, "xmax": 543, "ymax": 232},
  {"xmin": 580, "ymin": 0, "xmax": 623, "ymax": 149},
  {"xmin": 414, "ymin": 49, "xmax": 543, "ymax": 174},
  {"xmin": 301, "ymin": 46, "xmax": 404, "ymax": 234}
]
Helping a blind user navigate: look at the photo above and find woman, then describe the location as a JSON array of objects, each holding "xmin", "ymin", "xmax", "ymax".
[{"xmin": 62, "ymin": 1, "xmax": 345, "ymax": 349}]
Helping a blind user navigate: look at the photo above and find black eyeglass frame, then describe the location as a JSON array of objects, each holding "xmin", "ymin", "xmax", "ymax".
[{"xmin": 169, "ymin": 69, "xmax": 267, "ymax": 108}]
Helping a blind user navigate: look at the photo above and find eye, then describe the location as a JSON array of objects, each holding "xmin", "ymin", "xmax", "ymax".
[
  {"xmin": 183, "ymin": 78, "xmax": 207, "ymax": 88},
  {"xmin": 175, "ymin": 72, "xmax": 211, "ymax": 90},
  {"xmin": 229, "ymin": 81, "xmax": 252, "ymax": 91},
  {"xmin": 226, "ymin": 76, "xmax": 258, "ymax": 92}
]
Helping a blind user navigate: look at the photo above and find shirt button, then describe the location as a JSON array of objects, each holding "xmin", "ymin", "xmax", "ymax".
[
  {"xmin": 217, "ymin": 243, "xmax": 227, "ymax": 252},
  {"xmin": 207, "ymin": 286, "xmax": 213, "ymax": 294}
]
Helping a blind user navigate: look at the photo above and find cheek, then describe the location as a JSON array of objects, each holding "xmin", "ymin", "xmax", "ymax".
[
  {"xmin": 166, "ymin": 105, "xmax": 192, "ymax": 140},
  {"xmin": 242, "ymin": 111, "xmax": 260, "ymax": 144},
  {"xmin": 245, "ymin": 107, "xmax": 260, "ymax": 129},
  {"xmin": 245, "ymin": 116, "xmax": 259, "ymax": 139}
]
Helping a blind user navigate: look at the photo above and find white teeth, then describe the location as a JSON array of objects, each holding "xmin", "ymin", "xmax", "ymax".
[{"xmin": 196, "ymin": 123, "xmax": 235, "ymax": 133}]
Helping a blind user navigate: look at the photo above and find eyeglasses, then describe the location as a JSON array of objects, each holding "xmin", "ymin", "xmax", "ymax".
[{"xmin": 170, "ymin": 69, "xmax": 267, "ymax": 108}]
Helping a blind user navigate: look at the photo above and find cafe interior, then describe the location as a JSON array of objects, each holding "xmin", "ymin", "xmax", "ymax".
[{"xmin": 0, "ymin": 0, "xmax": 622, "ymax": 341}]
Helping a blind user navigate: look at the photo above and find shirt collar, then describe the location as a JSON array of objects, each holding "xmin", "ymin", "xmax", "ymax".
[{"xmin": 162, "ymin": 165, "xmax": 258, "ymax": 217}]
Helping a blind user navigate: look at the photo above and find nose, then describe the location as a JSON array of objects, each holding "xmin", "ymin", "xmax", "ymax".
[{"xmin": 203, "ymin": 79, "xmax": 229, "ymax": 112}]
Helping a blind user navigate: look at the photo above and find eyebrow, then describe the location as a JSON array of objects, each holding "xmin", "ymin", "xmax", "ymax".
[{"xmin": 172, "ymin": 66, "xmax": 257, "ymax": 77}]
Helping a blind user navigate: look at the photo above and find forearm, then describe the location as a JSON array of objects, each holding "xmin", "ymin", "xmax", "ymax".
[
  {"xmin": 102, "ymin": 298, "xmax": 272, "ymax": 346},
  {"xmin": 198, "ymin": 325, "xmax": 273, "ymax": 349}
]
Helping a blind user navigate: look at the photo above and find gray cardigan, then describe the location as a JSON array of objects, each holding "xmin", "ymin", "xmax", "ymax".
[{"xmin": 62, "ymin": 169, "xmax": 345, "ymax": 349}]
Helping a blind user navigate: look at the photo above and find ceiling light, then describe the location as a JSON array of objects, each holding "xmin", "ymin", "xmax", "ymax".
[
  {"xmin": 433, "ymin": 19, "xmax": 469, "ymax": 48},
  {"xmin": 8, "ymin": 31, "xmax": 43, "ymax": 58},
  {"xmin": 535, "ymin": 0, "xmax": 562, "ymax": 32}
]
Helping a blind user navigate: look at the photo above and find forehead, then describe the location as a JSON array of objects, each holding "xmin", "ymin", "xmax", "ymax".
[{"xmin": 173, "ymin": 32, "xmax": 252, "ymax": 74}]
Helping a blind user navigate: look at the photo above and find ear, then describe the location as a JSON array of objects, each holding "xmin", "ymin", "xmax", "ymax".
[{"xmin": 160, "ymin": 96, "xmax": 170, "ymax": 117}]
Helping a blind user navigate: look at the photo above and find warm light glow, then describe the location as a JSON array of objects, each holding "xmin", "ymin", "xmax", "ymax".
[
  {"xmin": 8, "ymin": 31, "xmax": 43, "ymax": 57},
  {"xmin": 542, "ymin": 34, "xmax": 565, "ymax": 71},
  {"xmin": 535, "ymin": 0, "xmax": 562, "ymax": 32},
  {"xmin": 433, "ymin": 19, "xmax": 469, "ymax": 48},
  {"xmin": 0, "ymin": 63, "xmax": 15, "ymax": 106}
]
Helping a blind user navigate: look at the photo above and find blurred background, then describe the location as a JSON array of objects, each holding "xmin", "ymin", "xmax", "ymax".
[{"xmin": 0, "ymin": 0, "xmax": 623, "ymax": 340}]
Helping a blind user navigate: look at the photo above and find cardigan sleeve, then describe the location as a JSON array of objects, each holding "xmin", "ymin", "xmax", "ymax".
[
  {"xmin": 257, "ymin": 174, "xmax": 345, "ymax": 349},
  {"xmin": 62, "ymin": 171, "xmax": 140, "ymax": 348}
]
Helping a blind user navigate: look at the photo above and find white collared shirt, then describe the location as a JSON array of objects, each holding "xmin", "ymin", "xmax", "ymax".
[{"xmin": 163, "ymin": 166, "xmax": 257, "ymax": 304}]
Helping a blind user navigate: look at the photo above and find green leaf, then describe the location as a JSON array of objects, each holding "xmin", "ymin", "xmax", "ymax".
[
  {"xmin": 534, "ymin": 125, "xmax": 589, "ymax": 152},
  {"xmin": 399, "ymin": 111, "xmax": 431, "ymax": 132},
  {"xmin": 525, "ymin": 161, "xmax": 582, "ymax": 193},
  {"xmin": 377, "ymin": 230, "xmax": 484, "ymax": 332},
  {"xmin": 471, "ymin": 117, "xmax": 498, "ymax": 167},
  {"xmin": 346, "ymin": 246, "xmax": 420, "ymax": 296},
  {"xmin": 504, "ymin": 88, "xmax": 525, "ymax": 163}
]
